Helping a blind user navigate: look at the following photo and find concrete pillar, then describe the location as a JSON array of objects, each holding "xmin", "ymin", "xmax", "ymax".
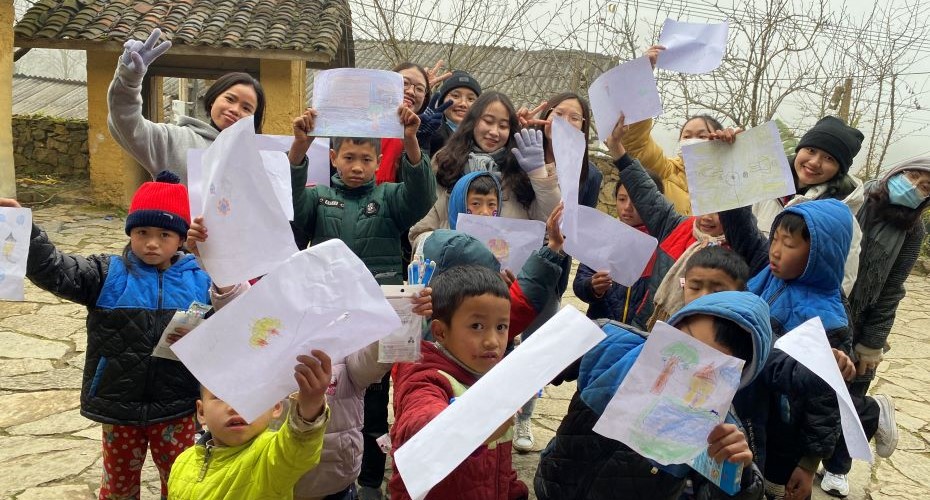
[
  {"xmin": 259, "ymin": 59, "xmax": 306, "ymax": 135},
  {"xmin": 0, "ymin": 4, "xmax": 16, "ymax": 198}
]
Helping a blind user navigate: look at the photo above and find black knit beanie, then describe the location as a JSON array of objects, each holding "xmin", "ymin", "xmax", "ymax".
[
  {"xmin": 795, "ymin": 116, "xmax": 864, "ymax": 174},
  {"xmin": 438, "ymin": 71, "xmax": 482, "ymax": 103}
]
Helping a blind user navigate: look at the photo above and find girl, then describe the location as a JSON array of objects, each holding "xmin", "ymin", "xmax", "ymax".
[
  {"xmin": 752, "ymin": 115, "xmax": 865, "ymax": 295},
  {"xmin": 427, "ymin": 70, "xmax": 482, "ymax": 156},
  {"xmin": 376, "ymin": 62, "xmax": 433, "ymax": 185},
  {"xmin": 820, "ymin": 159, "xmax": 930, "ymax": 494},
  {"xmin": 2, "ymin": 172, "xmax": 230, "ymax": 499},
  {"xmin": 408, "ymin": 91, "xmax": 561, "ymax": 251},
  {"xmin": 107, "ymin": 29, "xmax": 266, "ymax": 183}
]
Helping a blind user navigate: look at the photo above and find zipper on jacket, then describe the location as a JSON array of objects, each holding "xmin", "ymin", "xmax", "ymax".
[
  {"xmin": 157, "ymin": 269, "xmax": 164, "ymax": 310},
  {"xmin": 198, "ymin": 443, "xmax": 214, "ymax": 482},
  {"xmin": 142, "ymin": 269, "xmax": 166, "ymax": 425},
  {"xmin": 766, "ymin": 283, "xmax": 787, "ymax": 306}
]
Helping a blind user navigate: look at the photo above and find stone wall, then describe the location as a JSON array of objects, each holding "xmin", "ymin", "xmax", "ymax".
[
  {"xmin": 592, "ymin": 154, "xmax": 618, "ymax": 217},
  {"xmin": 12, "ymin": 114, "xmax": 89, "ymax": 179}
]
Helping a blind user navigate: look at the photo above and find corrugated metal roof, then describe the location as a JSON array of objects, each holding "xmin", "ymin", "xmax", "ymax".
[{"xmin": 12, "ymin": 74, "xmax": 87, "ymax": 119}]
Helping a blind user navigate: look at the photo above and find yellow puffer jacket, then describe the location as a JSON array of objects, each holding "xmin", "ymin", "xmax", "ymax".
[
  {"xmin": 168, "ymin": 404, "xmax": 330, "ymax": 500},
  {"xmin": 622, "ymin": 118, "xmax": 692, "ymax": 215}
]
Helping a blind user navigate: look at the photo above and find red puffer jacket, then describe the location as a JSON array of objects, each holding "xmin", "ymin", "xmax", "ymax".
[{"xmin": 389, "ymin": 342, "xmax": 529, "ymax": 500}]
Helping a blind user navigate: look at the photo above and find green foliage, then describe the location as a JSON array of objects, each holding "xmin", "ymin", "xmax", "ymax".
[{"xmin": 775, "ymin": 118, "xmax": 798, "ymax": 159}]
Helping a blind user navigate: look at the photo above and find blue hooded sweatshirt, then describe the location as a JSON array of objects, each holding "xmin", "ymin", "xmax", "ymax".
[
  {"xmin": 747, "ymin": 198, "xmax": 853, "ymax": 343},
  {"xmin": 447, "ymin": 171, "xmax": 502, "ymax": 229}
]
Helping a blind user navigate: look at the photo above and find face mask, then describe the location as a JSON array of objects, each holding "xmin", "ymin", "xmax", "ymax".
[
  {"xmin": 677, "ymin": 137, "xmax": 708, "ymax": 156},
  {"xmin": 887, "ymin": 173, "xmax": 926, "ymax": 209}
]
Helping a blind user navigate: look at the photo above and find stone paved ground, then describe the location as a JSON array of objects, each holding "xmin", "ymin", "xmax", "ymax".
[{"xmin": 1, "ymin": 201, "xmax": 928, "ymax": 499}]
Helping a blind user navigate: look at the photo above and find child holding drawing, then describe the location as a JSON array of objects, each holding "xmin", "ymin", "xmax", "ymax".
[
  {"xmin": 389, "ymin": 265, "xmax": 529, "ymax": 500},
  {"xmin": 534, "ymin": 291, "xmax": 771, "ymax": 500},
  {"xmin": 2, "ymin": 172, "xmax": 225, "ymax": 498}
]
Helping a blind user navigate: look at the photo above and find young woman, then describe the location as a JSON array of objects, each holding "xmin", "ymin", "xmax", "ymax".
[
  {"xmin": 107, "ymin": 29, "xmax": 266, "ymax": 183},
  {"xmin": 376, "ymin": 62, "xmax": 433, "ymax": 185},
  {"xmin": 820, "ymin": 159, "xmax": 930, "ymax": 495},
  {"xmin": 408, "ymin": 91, "xmax": 561, "ymax": 250},
  {"xmin": 427, "ymin": 70, "xmax": 482, "ymax": 155}
]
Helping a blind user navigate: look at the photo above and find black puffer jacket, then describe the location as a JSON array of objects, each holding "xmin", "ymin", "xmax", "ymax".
[{"xmin": 26, "ymin": 224, "xmax": 211, "ymax": 425}]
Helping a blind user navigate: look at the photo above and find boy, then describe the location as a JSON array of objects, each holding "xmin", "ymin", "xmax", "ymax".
[
  {"xmin": 167, "ymin": 350, "xmax": 332, "ymax": 499},
  {"xmin": 287, "ymin": 106, "xmax": 437, "ymax": 285},
  {"xmin": 720, "ymin": 200, "xmax": 883, "ymax": 499},
  {"xmin": 535, "ymin": 291, "xmax": 773, "ymax": 500},
  {"xmin": 574, "ymin": 173, "xmax": 664, "ymax": 322},
  {"xmin": 389, "ymin": 265, "xmax": 529, "ymax": 500},
  {"xmin": 682, "ymin": 245, "xmax": 750, "ymax": 305}
]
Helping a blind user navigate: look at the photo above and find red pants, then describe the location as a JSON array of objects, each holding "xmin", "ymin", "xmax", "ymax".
[{"xmin": 99, "ymin": 415, "xmax": 196, "ymax": 499}]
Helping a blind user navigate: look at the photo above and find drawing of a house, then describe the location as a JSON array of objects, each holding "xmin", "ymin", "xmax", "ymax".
[
  {"xmin": 685, "ymin": 363, "xmax": 717, "ymax": 407},
  {"xmin": 3, "ymin": 232, "xmax": 17, "ymax": 262}
]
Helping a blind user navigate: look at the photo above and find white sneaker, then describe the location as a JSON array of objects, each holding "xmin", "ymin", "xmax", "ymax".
[
  {"xmin": 874, "ymin": 394, "xmax": 899, "ymax": 458},
  {"xmin": 820, "ymin": 471, "xmax": 849, "ymax": 497},
  {"xmin": 513, "ymin": 418, "xmax": 535, "ymax": 453}
]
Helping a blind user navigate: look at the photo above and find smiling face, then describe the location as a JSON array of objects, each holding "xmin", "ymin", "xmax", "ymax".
[
  {"xmin": 197, "ymin": 387, "xmax": 282, "ymax": 447},
  {"xmin": 399, "ymin": 67, "xmax": 427, "ymax": 111},
  {"xmin": 443, "ymin": 87, "xmax": 479, "ymax": 125},
  {"xmin": 432, "ymin": 293, "xmax": 510, "ymax": 374},
  {"xmin": 794, "ymin": 146, "xmax": 840, "ymax": 187},
  {"xmin": 473, "ymin": 101, "xmax": 512, "ymax": 153},
  {"xmin": 209, "ymin": 83, "xmax": 258, "ymax": 130},
  {"xmin": 696, "ymin": 213, "xmax": 724, "ymax": 237},
  {"xmin": 129, "ymin": 226, "xmax": 181, "ymax": 270},
  {"xmin": 331, "ymin": 140, "xmax": 381, "ymax": 188}
]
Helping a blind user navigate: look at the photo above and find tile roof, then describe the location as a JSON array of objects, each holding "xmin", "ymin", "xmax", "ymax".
[
  {"xmin": 335, "ymin": 39, "xmax": 617, "ymax": 109},
  {"xmin": 14, "ymin": 0, "xmax": 350, "ymax": 62}
]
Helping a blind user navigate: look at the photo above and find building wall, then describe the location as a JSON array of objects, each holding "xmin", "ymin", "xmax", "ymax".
[{"xmin": 0, "ymin": 4, "xmax": 16, "ymax": 197}]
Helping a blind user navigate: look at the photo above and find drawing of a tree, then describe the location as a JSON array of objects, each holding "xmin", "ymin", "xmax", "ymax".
[{"xmin": 651, "ymin": 342, "xmax": 699, "ymax": 395}]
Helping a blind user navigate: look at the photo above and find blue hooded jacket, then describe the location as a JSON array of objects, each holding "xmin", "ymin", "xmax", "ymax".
[
  {"xmin": 447, "ymin": 171, "xmax": 502, "ymax": 229},
  {"xmin": 747, "ymin": 198, "xmax": 853, "ymax": 339},
  {"xmin": 534, "ymin": 292, "xmax": 772, "ymax": 499}
]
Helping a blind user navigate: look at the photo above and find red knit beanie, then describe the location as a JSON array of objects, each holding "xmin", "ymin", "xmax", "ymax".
[{"xmin": 125, "ymin": 171, "xmax": 191, "ymax": 237}]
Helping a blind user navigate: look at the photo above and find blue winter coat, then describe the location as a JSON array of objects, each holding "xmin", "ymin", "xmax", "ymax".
[
  {"xmin": 447, "ymin": 170, "xmax": 503, "ymax": 229},
  {"xmin": 535, "ymin": 291, "xmax": 772, "ymax": 500}
]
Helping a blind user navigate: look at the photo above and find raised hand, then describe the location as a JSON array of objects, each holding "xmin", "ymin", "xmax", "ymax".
[
  {"xmin": 121, "ymin": 28, "xmax": 172, "ymax": 75},
  {"xmin": 288, "ymin": 108, "xmax": 317, "ymax": 164},
  {"xmin": 517, "ymin": 100, "xmax": 549, "ymax": 128},
  {"xmin": 605, "ymin": 113, "xmax": 628, "ymax": 160},
  {"xmin": 294, "ymin": 349, "xmax": 332, "ymax": 421},
  {"xmin": 512, "ymin": 128, "xmax": 546, "ymax": 174},
  {"xmin": 546, "ymin": 202, "xmax": 565, "ymax": 254},
  {"xmin": 0, "ymin": 198, "xmax": 22, "ymax": 208},
  {"xmin": 417, "ymin": 94, "xmax": 453, "ymax": 145},
  {"xmin": 590, "ymin": 271, "xmax": 612, "ymax": 298},
  {"xmin": 644, "ymin": 44, "xmax": 666, "ymax": 69},
  {"xmin": 426, "ymin": 59, "xmax": 453, "ymax": 89},
  {"xmin": 186, "ymin": 216, "xmax": 207, "ymax": 258}
]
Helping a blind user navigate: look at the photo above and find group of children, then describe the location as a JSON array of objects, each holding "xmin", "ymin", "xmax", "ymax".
[{"xmin": 6, "ymin": 27, "xmax": 930, "ymax": 500}]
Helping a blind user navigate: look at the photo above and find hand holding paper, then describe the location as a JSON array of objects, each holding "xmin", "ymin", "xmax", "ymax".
[
  {"xmin": 657, "ymin": 19, "xmax": 729, "ymax": 74},
  {"xmin": 294, "ymin": 350, "xmax": 332, "ymax": 421}
]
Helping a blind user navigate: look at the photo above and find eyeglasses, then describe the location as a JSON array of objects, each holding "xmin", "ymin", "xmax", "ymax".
[
  {"xmin": 904, "ymin": 170, "xmax": 930, "ymax": 198},
  {"xmin": 403, "ymin": 78, "xmax": 427, "ymax": 95},
  {"xmin": 551, "ymin": 109, "xmax": 585, "ymax": 124}
]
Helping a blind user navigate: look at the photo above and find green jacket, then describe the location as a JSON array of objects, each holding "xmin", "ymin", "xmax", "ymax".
[
  {"xmin": 168, "ymin": 405, "xmax": 330, "ymax": 500},
  {"xmin": 291, "ymin": 153, "xmax": 437, "ymax": 284}
]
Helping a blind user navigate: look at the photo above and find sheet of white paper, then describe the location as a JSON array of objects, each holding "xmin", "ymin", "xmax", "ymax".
[
  {"xmin": 172, "ymin": 239, "xmax": 402, "ymax": 422},
  {"xmin": 774, "ymin": 317, "xmax": 873, "ymax": 462},
  {"xmin": 657, "ymin": 19, "xmax": 729, "ymax": 74},
  {"xmin": 255, "ymin": 134, "xmax": 293, "ymax": 152},
  {"xmin": 259, "ymin": 150, "xmax": 294, "ymax": 221},
  {"xmin": 593, "ymin": 321, "xmax": 744, "ymax": 465},
  {"xmin": 0, "ymin": 208, "xmax": 32, "ymax": 301},
  {"xmin": 682, "ymin": 121, "xmax": 795, "ymax": 215},
  {"xmin": 187, "ymin": 149, "xmax": 203, "ymax": 218},
  {"xmin": 455, "ymin": 214, "xmax": 546, "ymax": 272},
  {"xmin": 196, "ymin": 117, "xmax": 299, "ymax": 286},
  {"xmin": 393, "ymin": 306, "xmax": 605, "ymax": 500},
  {"xmin": 307, "ymin": 137, "xmax": 332, "ymax": 187},
  {"xmin": 588, "ymin": 56, "xmax": 663, "ymax": 139},
  {"xmin": 311, "ymin": 68, "xmax": 404, "ymax": 139},
  {"xmin": 552, "ymin": 117, "xmax": 658, "ymax": 286}
]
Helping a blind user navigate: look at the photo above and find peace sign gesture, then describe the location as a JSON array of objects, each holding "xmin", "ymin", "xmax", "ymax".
[
  {"xmin": 517, "ymin": 100, "xmax": 549, "ymax": 128},
  {"xmin": 426, "ymin": 59, "xmax": 453, "ymax": 90},
  {"xmin": 121, "ymin": 28, "xmax": 172, "ymax": 75}
]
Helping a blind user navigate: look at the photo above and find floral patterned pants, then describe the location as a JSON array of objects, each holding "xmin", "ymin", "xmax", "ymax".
[{"xmin": 99, "ymin": 415, "xmax": 196, "ymax": 500}]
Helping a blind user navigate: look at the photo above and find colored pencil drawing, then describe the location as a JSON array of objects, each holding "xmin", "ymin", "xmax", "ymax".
[
  {"xmin": 486, "ymin": 238, "xmax": 510, "ymax": 264},
  {"xmin": 0, "ymin": 207, "xmax": 33, "ymax": 301},
  {"xmin": 249, "ymin": 317, "xmax": 283, "ymax": 349}
]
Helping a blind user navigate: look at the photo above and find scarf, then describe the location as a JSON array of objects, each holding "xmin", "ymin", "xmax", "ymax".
[
  {"xmin": 646, "ymin": 219, "xmax": 727, "ymax": 330},
  {"xmin": 464, "ymin": 146, "xmax": 508, "ymax": 174},
  {"xmin": 446, "ymin": 118, "xmax": 459, "ymax": 133}
]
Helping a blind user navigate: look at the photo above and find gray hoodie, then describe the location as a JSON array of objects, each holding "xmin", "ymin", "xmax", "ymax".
[{"xmin": 107, "ymin": 57, "xmax": 219, "ymax": 184}]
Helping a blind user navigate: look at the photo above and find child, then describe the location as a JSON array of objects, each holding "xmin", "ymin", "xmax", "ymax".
[
  {"xmin": 7, "ymin": 172, "xmax": 212, "ymax": 498},
  {"xmin": 389, "ymin": 265, "xmax": 530, "ymax": 500},
  {"xmin": 412, "ymin": 170, "xmax": 502, "ymax": 260},
  {"xmin": 681, "ymin": 245, "xmax": 751, "ymax": 304},
  {"xmin": 573, "ymin": 174, "xmax": 663, "ymax": 322},
  {"xmin": 167, "ymin": 351, "xmax": 331, "ymax": 499},
  {"xmin": 408, "ymin": 91, "xmax": 561, "ymax": 251},
  {"xmin": 428, "ymin": 70, "xmax": 482, "ymax": 156},
  {"xmin": 601, "ymin": 147, "xmax": 728, "ymax": 330},
  {"xmin": 534, "ymin": 291, "xmax": 772, "ymax": 500},
  {"xmin": 818, "ymin": 160, "xmax": 929, "ymax": 495},
  {"xmin": 287, "ymin": 106, "xmax": 436, "ymax": 285},
  {"xmin": 720, "ymin": 200, "xmax": 859, "ymax": 499}
]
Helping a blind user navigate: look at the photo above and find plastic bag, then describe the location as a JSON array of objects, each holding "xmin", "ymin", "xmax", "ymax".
[{"xmin": 378, "ymin": 285, "xmax": 424, "ymax": 363}]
